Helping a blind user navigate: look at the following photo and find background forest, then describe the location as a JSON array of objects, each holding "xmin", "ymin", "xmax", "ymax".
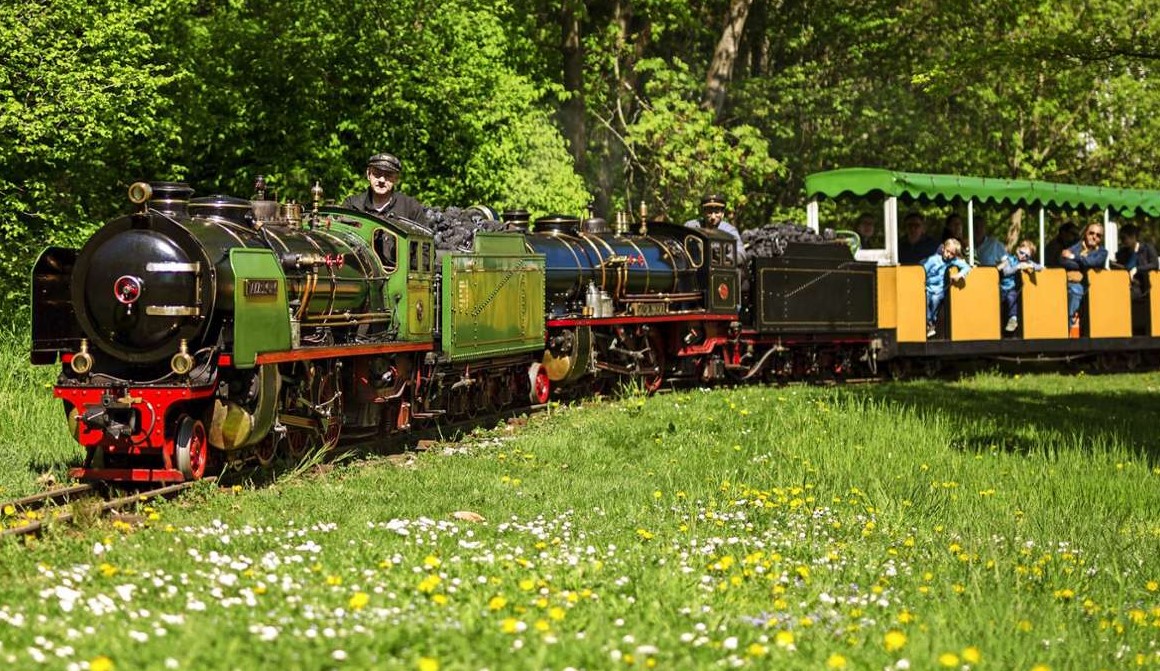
[{"xmin": 3, "ymin": 0, "xmax": 1160, "ymax": 319}]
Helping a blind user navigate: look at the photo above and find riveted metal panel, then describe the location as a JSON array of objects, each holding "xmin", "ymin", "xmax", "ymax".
[{"xmin": 441, "ymin": 250, "xmax": 546, "ymax": 361}]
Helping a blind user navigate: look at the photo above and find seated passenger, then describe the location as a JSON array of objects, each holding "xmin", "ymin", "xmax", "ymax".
[
  {"xmin": 971, "ymin": 217, "xmax": 1007, "ymax": 267},
  {"xmin": 940, "ymin": 213, "xmax": 964, "ymax": 247},
  {"xmin": 855, "ymin": 213, "xmax": 879, "ymax": 248},
  {"xmin": 1060, "ymin": 222, "xmax": 1108, "ymax": 331},
  {"xmin": 1044, "ymin": 222, "xmax": 1079, "ymax": 267},
  {"xmin": 1115, "ymin": 223, "xmax": 1158, "ymax": 299},
  {"xmin": 997, "ymin": 239, "xmax": 1044, "ymax": 334},
  {"xmin": 899, "ymin": 212, "xmax": 938, "ymax": 264},
  {"xmin": 923, "ymin": 239, "xmax": 972, "ymax": 338}
]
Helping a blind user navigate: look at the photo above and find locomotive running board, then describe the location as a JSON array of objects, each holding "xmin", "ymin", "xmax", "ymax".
[
  {"xmin": 70, "ymin": 467, "xmax": 186, "ymax": 483},
  {"xmin": 548, "ymin": 314, "xmax": 736, "ymax": 327}
]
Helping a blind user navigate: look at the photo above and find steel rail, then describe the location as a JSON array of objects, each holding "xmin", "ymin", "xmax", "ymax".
[{"xmin": 1, "ymin": 478, "xmax": 214, "ymax": 538}]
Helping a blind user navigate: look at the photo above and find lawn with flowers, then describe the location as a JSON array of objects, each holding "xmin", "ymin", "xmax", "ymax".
[{"xmin": 2, "ymin": 345, "xmax": 1160, "ymax": 669}]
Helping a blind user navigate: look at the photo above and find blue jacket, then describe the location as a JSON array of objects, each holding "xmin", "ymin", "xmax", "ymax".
[
  {"xmin": 1059, "ymin": 241, "xmax": 1107, "ymax": 277},
  {"xmin": 923, "ymin": 253, "xmax": 972, "ymax": 295},
  {"xmin": 998, "ymin": 253, "xmax": 1044, "ymax": 293},
  {"xmin": 975, "ymin": 236, "xmax": 1007, "ymax": 267}
]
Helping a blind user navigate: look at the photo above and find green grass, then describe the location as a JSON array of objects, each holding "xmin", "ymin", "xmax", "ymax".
[
  {"xmin": 0, "ymin": 326, "xmax": 75, "ymax": 497},
  {"xmin": 3, "ymin": 335, "xmax": 1160, "ymax": 669}
]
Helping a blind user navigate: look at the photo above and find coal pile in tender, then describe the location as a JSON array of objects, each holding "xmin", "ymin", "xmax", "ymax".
[
  {"xmin": 742, "ymin": 222, "xmax": 834, "ymax": 257},
  {"xmin": 425, "ymin": 206, "xmax": 510, "ymax": 252}
]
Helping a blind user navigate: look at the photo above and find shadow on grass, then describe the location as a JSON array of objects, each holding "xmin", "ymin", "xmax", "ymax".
[{"xmin": 841, "ymin": 377, "xmax": 1160, "ymax": 463}]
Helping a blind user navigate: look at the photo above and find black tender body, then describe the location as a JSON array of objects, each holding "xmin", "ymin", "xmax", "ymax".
[{"xmin": 748, "ymin": 242, "xmax": 878, "ymax": 334}]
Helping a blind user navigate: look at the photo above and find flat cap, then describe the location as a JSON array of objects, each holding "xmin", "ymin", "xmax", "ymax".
[
  {"xmin": 700, "ymin": 193, "xmax": 726, "ymax": 209},
  {"xmin": 367, "ymin": 153, "xmax": 402, "ymax": 173}
]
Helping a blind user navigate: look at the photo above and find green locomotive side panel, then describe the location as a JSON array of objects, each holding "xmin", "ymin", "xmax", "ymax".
[
  {"xmin": 441, "ymin": 240, "xmax": 545, "ymax": 362},
  {"xmin": 230, "ymin": 248, "xmax": 291, "ymax": 368}
]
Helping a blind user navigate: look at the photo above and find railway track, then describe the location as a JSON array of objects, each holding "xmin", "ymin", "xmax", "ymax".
[{"xmin": 0, "ymin": 479, "xmax": 214, "ymax": 538}]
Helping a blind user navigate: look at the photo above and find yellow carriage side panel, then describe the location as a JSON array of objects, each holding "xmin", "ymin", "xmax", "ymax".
[
  {"xmin": 876, "ymin": 266, "xmax": 897, "ymax": 329},
  {"xmin": 895, "ymin": 265, "xmax": 927, "ymax": 343},
  {"xmin": 947, "ymin": 266, "xmax": 999, "ymax": 341},
  {"xmin": 1151, "ymin": 271, "xmax": 1160, "ymax": 337},
  {"xmin": 1020, "ymin": 268, "xmax": 1068, "ymax": 339},
  {"xmin": 1086, "ymin": 269, "xmax": 1131, "ymax": 338}
]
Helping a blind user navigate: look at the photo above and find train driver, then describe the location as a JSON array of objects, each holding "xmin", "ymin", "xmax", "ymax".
[
  {"xmin": 342, "ymin": 152, "xmax": 427, "ymax": 226},
  {"xmin": 686, "ymin": 194, "xmax": 742, "ymax": 258}
]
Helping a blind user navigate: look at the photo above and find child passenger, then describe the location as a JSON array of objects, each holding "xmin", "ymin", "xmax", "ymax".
[
  {"xmin": 997, "ymin": 239, "xmax": 1044, "ymax": 333},
  {"xmin": 923, "ymin": 238, "xmax": 972, "ymax": 338}
]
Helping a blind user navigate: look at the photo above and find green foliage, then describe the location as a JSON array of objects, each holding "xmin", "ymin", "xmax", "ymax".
[
  {"xmin": 161, "ymin": 0, "xmax": 587, "ymax": 210},
  {"xmin": 0, "ymin": 0, "xmax": 182, "ymax": 317},
  {"xmin": 623, "ymin": 59, "xmax": 782, "ymax": 225}
]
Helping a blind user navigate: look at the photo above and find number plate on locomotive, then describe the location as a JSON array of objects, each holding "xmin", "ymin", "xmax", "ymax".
[{"xmin": 244, "ymin": 279, "xmax": 280, "ymax": 297}]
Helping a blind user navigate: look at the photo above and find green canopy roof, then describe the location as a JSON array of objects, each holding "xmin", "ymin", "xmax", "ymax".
[{"xmin": 805, "ymin": 168, "xmax": 1160, "ymax": 218}]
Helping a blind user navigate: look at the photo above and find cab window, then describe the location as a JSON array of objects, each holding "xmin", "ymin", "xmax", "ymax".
[
  {"xmin": 711, "ymin": 242, "xmax": 723, "ymax": 266},
  {"xmin": 684, "ymin": 237, "xmax": 704, "ymax": 268},
  {"xmin": 421, "ymin": 242, "xmax": 433, "ymax": 272},
  {"xmin": 375, "ymin": 230, "xmax": 397, "ymax": 272},
  {"xmin": 723, "ymin": 244, "xmax": 735, "ymax": 267},
  {"xmin": 409, "ymin": 241, "xmax": 420, "ymax": 272}
]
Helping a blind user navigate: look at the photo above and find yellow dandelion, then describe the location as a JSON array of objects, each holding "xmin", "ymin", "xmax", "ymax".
[
  {"xmin": 488, "ymin": 595, "xmax": 508, "ymax": 611},
  {"xmin": 534, "ymin": 619, "xmax": 550, "ymax": 632},
  {"xmin": 98, "ymin": 563, "xmax": 118, "ymax": 578},
  {"xmin": 2, "ymin": 504, "xmax": 14, "ymax": 517},
  {"xmin": 774, "ymin": 630, "xmax": 794, "ymax": 648},
  {"xmin": 938, "ymin": 652, "xmax": 960, "ymax": 667},
  {"xmin": 326, "ymin": 575, "xmax": 343, "ymax": 586},
  {"xmin": 1030, "ymin": 665, "xmax": 1051, "ymax": 671},
  {"xmin": 884, "ymin": 629, "xmax": 907, "ymax": 652},
  {"xmin": 653, "ymin": 490, "xmax": 663, "ymax": 499},
  {"xmin": 1053, "ymin": 588, "xmax": 1075, "ymax": 601},
  {"xmin": 417, "ymin": 574, "xmax": 441, "ymax": 594},
  {"xmin": 519, "ymin": 578, "xmax": 535, "ymax": 591},
  {"xmin": 1147, "ymin": 580, "xmax": 1159, "ymax": 592},
  {"xmin": 500, "ymin": 617, "xmax": 522, "ymax": 634},
  {"xmin": 417, "ymin": 657, "xmax": 439, "ymax": 671},
  {"xmin": 423, "ymin": 555, "xmax": 441, "ymax": 568},
  {"xmin": 897, "ymin": 610, "xmax": 915, "ymax": 624},
  {"xmin": 747, "ymin": 643, "xmax": 768, "ymax": 657},
  {"xmin": 349, "ymin": 592, "xmax": 369, "ymax": 611},
  {"xmin": 91, "ymin": 657, "xmax": 114, "ymax": 671},
  {"xmin": 431, "ymin": 594, "xmax": 448, "ymax": 606},
  {"xmin": 1017, "ymin": 619, "xmax": 1033, "ymax": 632},
  {"xmin": 961, "ymin": 646, "xmax": 981, "ymax": 664},
  {"xmin": 826, "ymin": 653, "xmax": 847, "ymax": 669},
  {"xmin": 636, "ymin": 528, "xmax": 654, "ymax": 541}
]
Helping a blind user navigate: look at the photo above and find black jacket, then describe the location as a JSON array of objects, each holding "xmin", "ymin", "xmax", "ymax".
[
  {"xmin": 341, "ymin": 190, "xmax": 426, "ymax": 225},
  {"xmin": 1116, "ymin": 241, "xmax": 1159, "ymax": 295}
]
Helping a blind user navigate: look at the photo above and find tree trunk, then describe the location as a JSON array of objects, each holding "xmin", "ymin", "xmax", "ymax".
[
  {"xmin": 560, "ymin": 0, "xmax": 586, "ymax": 167},
  {"xmin": 703, "ymin": 0, "xmax": 754, "ymax": 116}
]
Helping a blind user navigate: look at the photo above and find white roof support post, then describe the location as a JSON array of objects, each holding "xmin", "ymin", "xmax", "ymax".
[
  {"xmin": 967, "ymin": 200, "xmax": 975, "ymax": 266},
  {"xmin": 884, "ymin": 196, "xmax": 899, "ymax": 265},
  {"xmin": 1038, "ymin": 208, "xmax": 1046, "ymax": 266},
  {"xmin": 807, "ymin": 199, "xmax": 820, "ymax": 233},
  {"xmin": 1103, "ymin": 208, "xmax": 1116, "ymax": 269}
]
